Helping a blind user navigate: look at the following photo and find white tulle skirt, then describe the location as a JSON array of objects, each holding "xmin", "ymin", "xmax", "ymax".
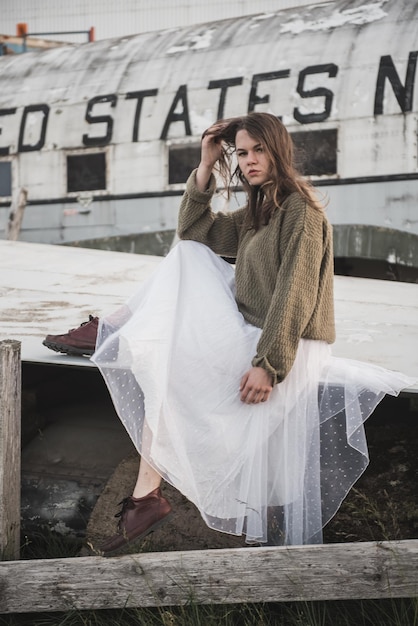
[{"xmin": 91, "ymin": 241, "xmax": 415, "ymax": 545}]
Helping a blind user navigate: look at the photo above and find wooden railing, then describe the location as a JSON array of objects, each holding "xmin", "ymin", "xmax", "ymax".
[{"xmin": 0, "ymin": 540, "xmax": 418, "ymax": 613}]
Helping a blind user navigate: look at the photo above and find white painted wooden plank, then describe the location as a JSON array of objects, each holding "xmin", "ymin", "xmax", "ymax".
[
  {"xmin": 0, "ymin": 240, "xmax": 417, "ymax": 390},
  {"xmin": 0, "ymin": 240, "xmax": 161, "ymax": 367}
]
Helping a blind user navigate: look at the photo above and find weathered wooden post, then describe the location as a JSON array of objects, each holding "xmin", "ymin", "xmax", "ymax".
[
  {"xmin": 6, "ymin": 188, "xmax": 27, "ymax": 241},
  {"xmin": 0, "ymin": 340, "xmax": 21, "ymax": 560}
]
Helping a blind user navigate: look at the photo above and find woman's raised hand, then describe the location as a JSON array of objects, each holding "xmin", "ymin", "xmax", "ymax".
[
  {"xmin": 201, "ymin": 124, "xmax": 225, "ymax": 166},
  {"xmin": 195, "ymin": 123, "xmax": 226, "ymax": 191}
]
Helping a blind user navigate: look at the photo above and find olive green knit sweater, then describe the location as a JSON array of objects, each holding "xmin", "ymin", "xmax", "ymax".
[{"xmin": 178, "ymin": 170, "xmax": 335, "ymax": 384}]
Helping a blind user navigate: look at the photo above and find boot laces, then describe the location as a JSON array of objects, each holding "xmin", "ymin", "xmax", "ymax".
[
  {"xmin": 114, "ymin": 497, "xmax": 133, "ymax": 521},
  {"xmin": 69, "ymin": 315, "xmax": 96, "ymax": 333}
]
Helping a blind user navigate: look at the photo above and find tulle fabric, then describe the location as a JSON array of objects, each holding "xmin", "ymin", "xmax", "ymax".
[{"xmin": 91, "ymin": 241, "xmax": 415, "ymax": 545}]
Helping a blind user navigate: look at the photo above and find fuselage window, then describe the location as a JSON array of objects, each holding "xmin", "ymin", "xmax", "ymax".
[
  {"xmin": 67, "ymin": 152, "xmax": 106, "ymax": 192},
  {"xmin": 291, "ymin": 129, "xmax": 337, "ymax": 177},
  {"xmin": 168, "ymin": 131, "xmax": 337, "ymax": 185},
  {"xmin": 0, "ymin": 161, "xmax": 12, "ymax": 197},
  {"xmin": 168, "ymin": 144, "xmax": 201, "ymax": 184}
]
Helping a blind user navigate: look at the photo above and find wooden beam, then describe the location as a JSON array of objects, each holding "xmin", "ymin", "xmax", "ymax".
[
  {"xmin": 0, "ymin": 540, "xmax": 418, "ymax": 614},
  {"xmin": 0, "ymin": 340, "xmax": 21, "ymax": 561}
]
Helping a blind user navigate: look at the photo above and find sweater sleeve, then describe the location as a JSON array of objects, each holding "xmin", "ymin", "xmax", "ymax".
[
  {"xmin": 251, "ymin": 200, "xmax": 325, "ymax": 384},
  {"xmin": 177, "ymin": 169, "xmax": 245, "ymax": 258}
]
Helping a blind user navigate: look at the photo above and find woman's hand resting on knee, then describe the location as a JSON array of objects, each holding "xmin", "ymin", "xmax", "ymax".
[{"xmin": 239, "ymin": 367, "xmax": 273, "ymax": 404}]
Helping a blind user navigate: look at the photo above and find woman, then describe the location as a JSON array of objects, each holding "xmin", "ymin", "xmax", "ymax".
[{"xmin": 92, "ymin": 112, "xmax": 415, "ymax": 555}]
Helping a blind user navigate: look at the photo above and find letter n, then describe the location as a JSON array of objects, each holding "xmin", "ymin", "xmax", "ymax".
[{"xmin": 374, "ymin": 52, "xmax": 418, "ymax": 115}]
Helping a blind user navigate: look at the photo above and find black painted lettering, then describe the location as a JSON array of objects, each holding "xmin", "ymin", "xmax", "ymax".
[
  {"xmin": 0, "ymin": 108, "xmax": 17, "ymax": 156},
  {"xmin": 293, "ymin": 64, "xmax": 338, "ymax": 124},
  {"xmin": 248, "ymin": 71, "xmax": 290, "ymax": 113},
  {"xmin": 160, "ymin": 85, "xmax": 191, "ymax": 139},
  {"xmin": 82, "ymin": 95, "xmax": 117, "ymax": 147},
  {"xmin": 126, "ymin": 89, "xmax": 158, "ymax": 141},
  {"xmin": 18, "ymin": 104, "xmax": 49, "ymax": 153},
  {"xmin": 374, "ymin": 52, "xmax": 418, "ymax": 115},
  {"xmin": 208, "ymin": 77, "xmax": 244, "ymax": 120}
]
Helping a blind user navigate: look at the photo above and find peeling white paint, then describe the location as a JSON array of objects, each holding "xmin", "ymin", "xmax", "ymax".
[
  {"xmin": 166, "ymin": 28, "xmax": 216, "ymax": 54},
  {"xmin": 249, "ymin": 13, "xmax": 277, "ymax": 28},
  {"xmin": 280, "ymin": 1, "xmax": 388, "ymax": 34}
]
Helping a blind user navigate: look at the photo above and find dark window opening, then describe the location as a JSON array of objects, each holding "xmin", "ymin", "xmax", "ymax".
[
  {"xmin": 291, "ymin": 129, "xmax": 337, "ymax": 176},
  {"xmin": 334, "ymin": 256, "xmax": 418, "ymax": 284},
  {"xmin": 167, "ymin": 130, "xmax": 337, "ymax": 184},
  {"xmin": 169, "ymin": 144, "xmax": 201, "ymax": 184},
  {"xmin": 67, "ymin": 152, "xmax": 106, "ymax": 192},
  {"xmin": 0, "ymin": 161, "xmax": 12, "ymax": 197}
]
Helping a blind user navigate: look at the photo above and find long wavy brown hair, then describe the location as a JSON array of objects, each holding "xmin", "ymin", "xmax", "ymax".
[{"xmin": 204, "ymin": 112, "xmax": 323, "ymax": 230}]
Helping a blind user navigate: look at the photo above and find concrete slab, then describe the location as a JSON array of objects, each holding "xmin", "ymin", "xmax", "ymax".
[{"xmin": 1, "ymin": 240, "xmax": 417, "ymax": 390}]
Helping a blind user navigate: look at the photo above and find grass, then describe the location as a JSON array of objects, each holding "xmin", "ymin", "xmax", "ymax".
[
  {"xmin": 0, "ymin": 598, "xmax": 418, "ymax": 626},
  {"xmin": 20, "ymin": 529, "xmax": 83, "ymax": 560}
]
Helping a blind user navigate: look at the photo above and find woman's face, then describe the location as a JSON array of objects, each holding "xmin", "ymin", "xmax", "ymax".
[{"xmin": 235, "ymin": 129, "xmax": 271, "ymax": 185}]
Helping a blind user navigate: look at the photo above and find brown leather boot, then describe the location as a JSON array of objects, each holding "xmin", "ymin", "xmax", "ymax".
[
  {"xmin": 99, "ymin": 487, "xmax": 172, "ymax": 556},
  {"xmin": 43, "ymin": 315, "xmax": 99, "ymax": 356}
]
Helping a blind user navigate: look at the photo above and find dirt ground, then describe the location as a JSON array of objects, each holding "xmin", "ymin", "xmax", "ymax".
[
  {"xmin": 83, "ymin": 394, "xmax": 418, "ymax": 556},
  {"xmin": 323, "ymin": 395, "xmax": 418, "ymax": 544}
]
